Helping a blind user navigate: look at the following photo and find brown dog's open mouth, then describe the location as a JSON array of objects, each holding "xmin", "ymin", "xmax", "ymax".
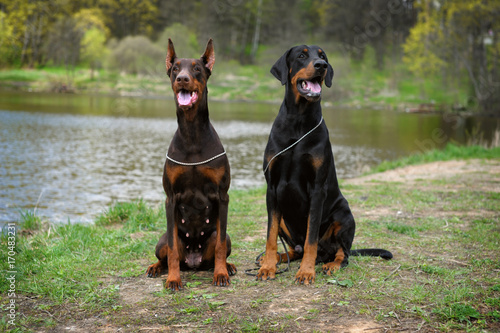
[
  {"xmin": 176, "ymin": 89, "xmax": 198, "ymax": 107},
  {"xmin": 297, "ymin": 77, "xmax": 322, "ymax": 99}
]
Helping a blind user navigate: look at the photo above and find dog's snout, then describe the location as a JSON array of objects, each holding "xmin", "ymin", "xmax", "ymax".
[
  {"xmin": 176, "ymin": 73, "xmax": 190, "ymax": 83},
  {"xmin": 314, "ymin": 60, "xmax": 328, "ymax": 71}
]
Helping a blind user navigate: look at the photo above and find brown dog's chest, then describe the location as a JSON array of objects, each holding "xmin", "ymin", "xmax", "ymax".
[{"xmin": 164, "ymin": 164, "xmax": 226, "ymax": 192}]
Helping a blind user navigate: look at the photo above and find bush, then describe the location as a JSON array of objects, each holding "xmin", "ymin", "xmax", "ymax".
[
  {"xmin": 156, "ymin": 23, "xmax": 200, "ymax": 58},
  {"xmin": 108, "ymin": 35, "xmax": 164, "ymax": 75}
]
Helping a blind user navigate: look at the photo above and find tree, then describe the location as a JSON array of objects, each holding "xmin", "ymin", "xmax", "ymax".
[
  {"xmin": 97, "ymin": 0, "xmax": 158, "ymax": 39},
  {"xmin": 156, "ymin": 23, "xmax": 199, "ymax": 59},
  {"xmin": 44, "ymin": 17, "xmax": 83, "ymax": 73},
  {"xmin": 0, "ymin": 0, "xmax": 65, "ymax": 67},
  {"xmin": 81, "ymin": 27, "xmax": 108, "ymax": 79},
  {"xmin": 0, "ymin": 10, "xmax": 16, "ymax": 67},
  {"xmin": 403, "ymin": 0, "xmax": 500, "ymax": 113}
]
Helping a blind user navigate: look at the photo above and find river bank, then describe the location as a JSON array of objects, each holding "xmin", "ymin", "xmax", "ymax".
[
  {"xmin": 0, "ymin": 63, "xmax": 471, "ymax": 112},
  {"xmin": 2, "ymin": 145, "xmax": 499, "ymax": 332}
]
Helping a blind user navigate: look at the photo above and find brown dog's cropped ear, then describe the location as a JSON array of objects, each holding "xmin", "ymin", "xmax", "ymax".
[
  {"xmin": 201, "ymin": 39, "xmax": 215, "ymax": 73},
  {"xmin": 325, "ymin": 63, "xmax": 334, "ymax": 88},
  {"xmin": 166, "ymin": 38, "xmax": 177, "ymax": 77},
  {"xmin": 270, "ymin": 48, "xmax": 292, "ymax": 85}
]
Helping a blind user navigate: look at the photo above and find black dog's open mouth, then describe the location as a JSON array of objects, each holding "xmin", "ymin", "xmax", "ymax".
[
  {"xmin": 297, "ymin": 77, "xmax": 323, "ymax": 98},
  {"xmin": 176, "ymin": 89, "xmax": 198, "ymax": 107}
]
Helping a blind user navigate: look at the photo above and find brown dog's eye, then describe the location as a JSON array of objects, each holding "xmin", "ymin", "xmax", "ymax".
[{"xmin": 194, "ymin": 65, "xmax": 201, "ymax": 72}]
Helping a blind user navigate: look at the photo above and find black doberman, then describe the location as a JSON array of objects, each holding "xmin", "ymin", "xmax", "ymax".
[
  {"xmin": 257, "ymin": 45, "xmax": 392, "ymax": 285},
  {"xmin": 146, "ymin": 39, "xmax": 236, "ymax": 291}
]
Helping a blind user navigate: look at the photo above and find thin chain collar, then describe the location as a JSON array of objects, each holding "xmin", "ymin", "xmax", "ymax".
[
  {"xmin": 264, "ymin": 116, "xmax": 324, "ymax": 173},
  {"xmin": 166, "ymin": 150, "xmax": 226, "ymax": 166}
]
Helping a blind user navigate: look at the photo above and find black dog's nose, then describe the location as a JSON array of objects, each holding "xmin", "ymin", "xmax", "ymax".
[
  {"xmin": 314, "ymin": 60, "xmax": 328, "ymax": 71},
  {"xmin": 176, "ymin": 74, "xmax": 190, "ymax": 83}
]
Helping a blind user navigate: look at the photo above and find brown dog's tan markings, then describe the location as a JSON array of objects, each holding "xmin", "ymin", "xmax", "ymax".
[
  {"xmin": 199, "ymin": 166, "xmax": 226, "ymax": 185},
  {"xmin": 146, "ymin": 39, "xmax": 236, "ymax": 291},
  {"xmin": 165, "ymin": 164, "xmax": 186, "ymax": 185},
  {"xmin": 165, "ymin": 223, "xmax": 182, "ymax": 289}
]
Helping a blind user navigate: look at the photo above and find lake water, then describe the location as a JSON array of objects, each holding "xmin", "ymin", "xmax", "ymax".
[{"xmin": 1, "ymin": 91, "xmax": 498, "ymax": 225}]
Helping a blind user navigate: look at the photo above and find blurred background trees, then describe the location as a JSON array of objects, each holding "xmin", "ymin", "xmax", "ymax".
[{"xmin": 0, "ymin": 0, "xmax": 498, "ymax": 112}]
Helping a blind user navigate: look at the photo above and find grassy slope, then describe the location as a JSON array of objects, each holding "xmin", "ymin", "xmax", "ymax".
[{"xmin": 1, "ymin": 145, "xmax": 499, "ymax": 332}]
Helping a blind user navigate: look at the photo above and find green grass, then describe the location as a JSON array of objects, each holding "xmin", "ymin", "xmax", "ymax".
[{"xmin": 370, "ymin": 143, "xmax": 500, "ymax": 174}]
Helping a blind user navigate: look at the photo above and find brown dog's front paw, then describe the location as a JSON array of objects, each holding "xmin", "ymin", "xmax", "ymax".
[
  {"xmin": 295, "ymin": 268, "xmax": 315, "ymax": 285},
  {"xmin": 146, "ymin": 262, "xmax": 163, "ymax": 278},
  {"xmin": 166, "ymin": 278, "xmax": 183, "ymax": 291},
  {"xmin": 256, "ymin": 265, "xmax": 277, "ymax": 281},
  {"xmin": 213, "ymin": 271, "xmax": 230, "ymax": 287},
  {"xmin": 322, "ymin": 262, "xmax": 341, "ymax": 276},
  {"xmin": 226, "ymin": 263, "xmax": 237, "ymax": 276}
]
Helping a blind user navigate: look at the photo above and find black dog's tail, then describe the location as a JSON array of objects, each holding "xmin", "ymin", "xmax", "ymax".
[{"xmin": 351, "ymin": 249, "xmax": 393, "ymax": 260}]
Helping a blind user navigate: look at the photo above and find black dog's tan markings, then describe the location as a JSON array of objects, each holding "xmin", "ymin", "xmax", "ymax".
[
  {"xmin": 257, "ymin": 44, "xmax": 392, "ymax": 285},
  {"xmin": 146, "ymin": 39, "xmax": 236, "ymax": 291}
]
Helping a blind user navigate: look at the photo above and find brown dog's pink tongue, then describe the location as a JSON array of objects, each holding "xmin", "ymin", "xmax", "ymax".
[
  {"xmin": 177, "ymin": 91, "xmax": 192, "ymax": 106},
  {"xmin": 305, "ymin": 80, "xmax": 321, "ymax": 93}
]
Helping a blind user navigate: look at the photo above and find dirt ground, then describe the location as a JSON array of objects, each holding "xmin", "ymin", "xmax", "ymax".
[{"xmin": 19, "ymin": 159, "xmax": 500, "ymax": 332}]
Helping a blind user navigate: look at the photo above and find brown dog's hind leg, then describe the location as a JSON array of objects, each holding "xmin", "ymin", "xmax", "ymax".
[
  {"xmin": 146, "ymin": 237, "xmax": 169, "ymax": 278},
  {"xmin": 146, "ymin": 260, "xmax": 164, "ymax": 278}
]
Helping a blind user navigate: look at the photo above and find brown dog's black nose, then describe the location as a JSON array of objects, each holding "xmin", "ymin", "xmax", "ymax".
[
  {"xmin": 314, "ymin": 60, "xmax": 328, "ymax": 71},
  {"xmin": 176, "ymin": 74, "xmax": 190, "ymax": 83}
]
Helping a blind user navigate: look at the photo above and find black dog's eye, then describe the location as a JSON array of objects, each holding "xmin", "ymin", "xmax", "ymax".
[
  {"xmin": 298, "ymin": 53, "xmax": 306, "ymax": 59},
  {"xmin": 320, "ymin": 53, "xmax": 326, "ymax": 60}
]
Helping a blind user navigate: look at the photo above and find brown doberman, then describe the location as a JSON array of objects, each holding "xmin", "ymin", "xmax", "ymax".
[
  {"xmin": 146, "ymin": 39, "xmax": 236, "ymax": 291},
  {"xmin": 257, "ymin": 44, "xmax": 392, "ymax": 285}
]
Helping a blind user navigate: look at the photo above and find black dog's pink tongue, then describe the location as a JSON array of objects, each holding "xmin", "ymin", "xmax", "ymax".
[
  {"xmin": 177, "ymin": 91, "xmax": 192, "ymax": 106},
  {"xmin": 305, "ymin": 80, "xmax": 321, "ymax": 93}
]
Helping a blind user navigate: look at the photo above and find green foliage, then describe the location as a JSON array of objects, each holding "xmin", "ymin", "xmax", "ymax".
[
  {"xmin": 403, "ymin": 8, "xmax": 445, "ymax": 77},
  {"xmin": 402, "ymin": 0, "xmax": 500, "ymax": 112},
  {"xmin": 81, "ymin": 27, "xmax": 108, "ymax": 74},
  {"xmin": 156, "ymin": 23, "xmax": 200, "ymax": 58},
  {"xmin": 0, "ymin": 11, "xmax": 16, "ymax": 67},
  {"xmin": 108, "ymin": 36, "xmax": 164, "ymax": 75}
]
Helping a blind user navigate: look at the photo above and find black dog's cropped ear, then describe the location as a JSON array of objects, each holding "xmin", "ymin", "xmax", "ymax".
[
  {"xmin": 201, "ymin": 39, "xmax": 215, "ymax": 73},
  {"xmin": 270, "ymin": 48, "xmax": 292, "ymax": 85},
  {"xmin": 166, "ymin": 38, "xmax": 177, "ymax": 77},
  {"xmin": 325, "ymin": 63, "xmax": 334, "ymax": 88}
]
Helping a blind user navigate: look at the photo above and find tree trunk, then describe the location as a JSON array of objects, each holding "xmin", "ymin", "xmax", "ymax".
[{"xmin": 250, "ymin": 0, "xmax": 263, "ymax": 64}]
